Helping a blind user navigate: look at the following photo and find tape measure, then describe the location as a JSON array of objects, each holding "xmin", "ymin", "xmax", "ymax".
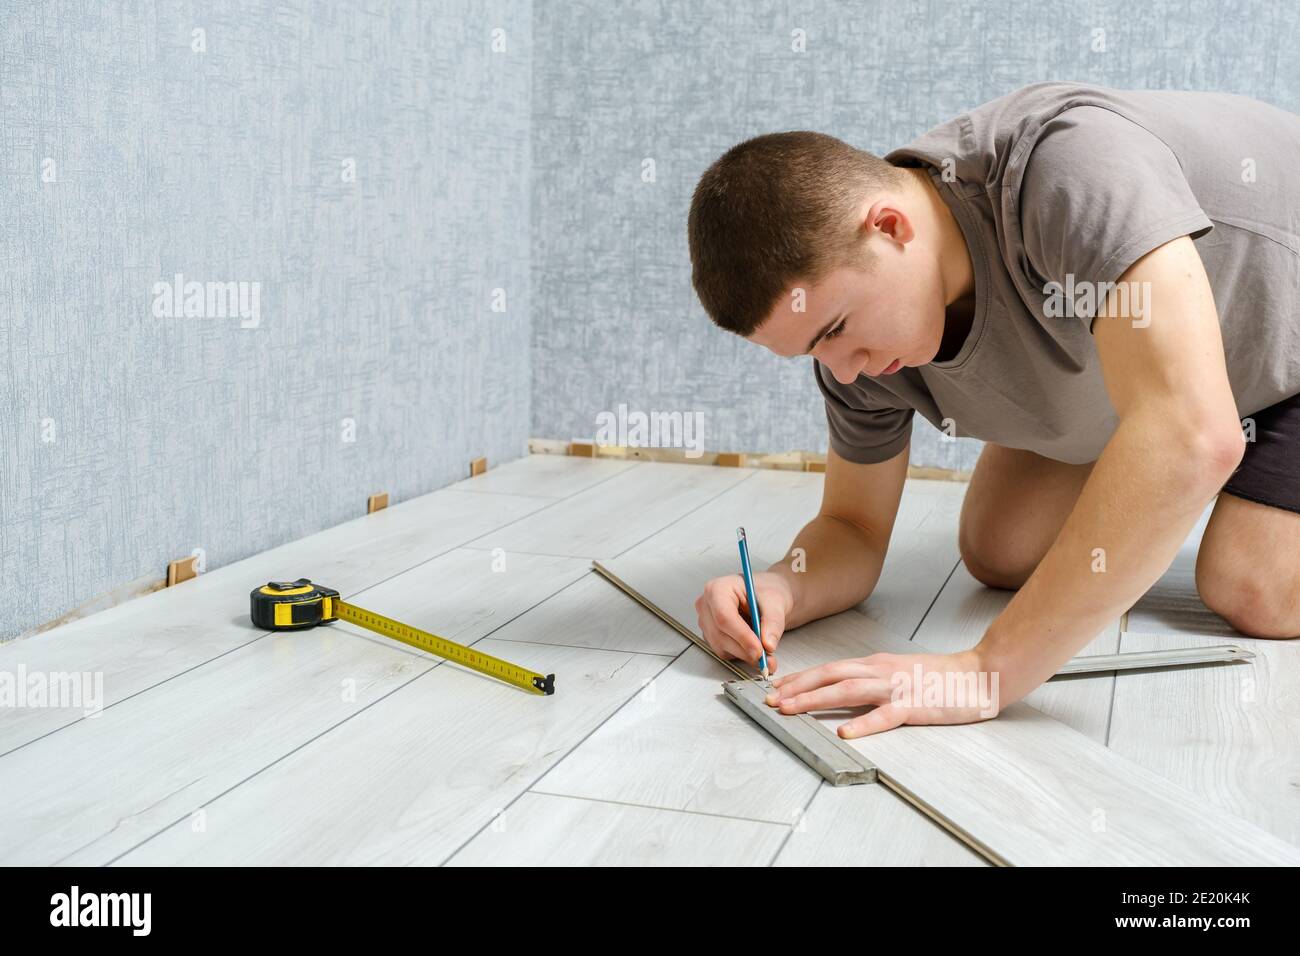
[{"xmin": 249, "ymin": 579, "xmax": 555, "ymax": 696}]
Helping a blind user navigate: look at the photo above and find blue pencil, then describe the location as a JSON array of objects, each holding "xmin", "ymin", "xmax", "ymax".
[{"xmin": 736, "ymin": 527, "xmax": 769, "ymax": 681}]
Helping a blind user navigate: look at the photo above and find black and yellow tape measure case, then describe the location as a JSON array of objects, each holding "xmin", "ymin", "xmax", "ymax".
[
  {"xmin": 249, "ymin": 578, "xmax": 556, "ymax": 696},
  {"xmin": 250, "ymin": 580, "xmax": 341, "ymax": 630}
]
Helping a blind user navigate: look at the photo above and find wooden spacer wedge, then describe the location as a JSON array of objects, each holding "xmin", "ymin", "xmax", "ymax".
[{"xmin": 166, "ymin": 555, "xmax": 199, "ymax": 587}]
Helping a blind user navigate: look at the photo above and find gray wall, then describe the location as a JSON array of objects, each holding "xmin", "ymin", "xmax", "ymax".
[
  {"xmin": 530, "ymin": 0, "xmax": 1300, "ymax": 467},
  {"xmin": 7, "ymin": 0, "xmax": 1299, "ymax": 640},
  {"xmin": 1, "ymin": 1, "xmax": 532, "ymax": 639}
]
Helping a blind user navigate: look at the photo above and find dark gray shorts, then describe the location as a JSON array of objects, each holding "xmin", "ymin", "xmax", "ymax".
[{"xmin": 1222, "ymin": 390, "xmax": 1300, "ymax": 516}]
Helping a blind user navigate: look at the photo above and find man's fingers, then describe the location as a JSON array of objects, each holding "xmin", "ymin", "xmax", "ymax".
[
  {"xmin": 708, "ymin": 594, "xmax": 763, "ymax": 662},
  {"xmin": 707, "ymin": 609, "xmax": 758, "ymax": 664},
  {"xmin": 717, "ymin": 633, "xmax": 750, "ymax": 663},
  {"xmin": 768, "ymin": 659, "xmax": 874, "ymax": 698},
  {"xmin": 758, "ymin": 601, "xmax": 785, "ymax": 653},
  {"xmin": 700, "ymin": 608, "xmax": 745, "ymax": 661},
  {"xmin": 772, "ymin": 678, "xmax": 890, "ymax": 715},
  {"xmin": 838, "ymin": 701, "xmax": 910, "ymax": 739}
]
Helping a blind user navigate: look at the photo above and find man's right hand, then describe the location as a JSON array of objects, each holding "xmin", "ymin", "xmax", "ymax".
[{"xmin": 694, "ymin": 571, "xmax": 794, "ymax": 672}]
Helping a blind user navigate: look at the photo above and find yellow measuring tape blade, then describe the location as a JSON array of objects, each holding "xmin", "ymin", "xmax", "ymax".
[{"xmin": 335, "ymin": 601, "xmax": 553, "ymax": 695}]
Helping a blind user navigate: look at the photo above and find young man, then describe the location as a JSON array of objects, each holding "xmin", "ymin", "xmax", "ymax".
[{"xmin": 687, "ymin": 82, "xmax": 1300, "ymax": 738}]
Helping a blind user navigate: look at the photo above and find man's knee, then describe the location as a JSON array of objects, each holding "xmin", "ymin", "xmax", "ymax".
[
  {"xmin": 1196, "ymin": 554, "xmax": 1300, "ymax": 639},
  {"xmin": 958, "ymin": 445, "xmax": 1090, "ymax": 592},
  {"xmin": 958, "ymin": 529, "xmax": 1035, "ymax": 590}
]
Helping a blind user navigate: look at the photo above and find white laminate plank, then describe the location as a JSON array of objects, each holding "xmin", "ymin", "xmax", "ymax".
[
  {"xmin": 0, "ymin": 550, "xmax": 590, "ymax": 865},
  {"xmin": 1106, "ymin": 510, "xmax": 1299, "ymax": 846},
  {"xmin": 1108, "ymin": 630, "xmax": 1300, "ymax": 847},
  {"xmin": 446, "ymin": 454, "xmax": 640, "ymax": 498},
  {"xmin": 773, "ymin": 782, "xmax": 989, "ymax": 867},
  {"xmin": 487, "ymin": 571, "xmax": 687, "ymax": 656},
  {"xmin": 111, "ymin": 639, "xmax": 669, "ymax": 866},
  {"xmin": 0, "ymin": 489, "xmax": 552, "ymax": 754},
  {"xmin": 596, "ymin": 547, "xmax": 1300, "ymax": 865},
  {"xmin": 532, "ymin": 645, "xmax": 822, "ymax": 823},
  {"xmin": 910, "ymin": 565, "xmax": 1121, "ymax": 743},
  {"xmin": 465, "ymin": 461, "xmax": 752, "ymax": 559},
  {"xmin": 446, "ymin": 792, "xmax": 789, "ymax": 866}
]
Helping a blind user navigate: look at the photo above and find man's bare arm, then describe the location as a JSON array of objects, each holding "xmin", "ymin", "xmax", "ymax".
[
  {"xmin": 770, "ymin": 444, "xmax": 910, "ymax": 628},
  {"xmin": 976, "ymin": 235, "xmax": 1244, "ymax": 703}
]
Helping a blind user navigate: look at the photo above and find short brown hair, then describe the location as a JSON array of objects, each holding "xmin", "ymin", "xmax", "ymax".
[{"xmin": 688, "ymin": 131, "xmax": 904, "ymax": 337}]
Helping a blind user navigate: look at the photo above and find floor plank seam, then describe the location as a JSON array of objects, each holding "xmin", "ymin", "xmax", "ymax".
[
  {"xmin": 443, "ymin": 489, "xmax": 563, "ymax": 501},
  {"xmin": 766, "ymin": 780, "xmax": 824, "ymax": 866},
  {"xmin": 609, "ymin": 468, "xmax": 762, "ymax": 560},
  {"xmin": 488, "ymin": 635, "xmax": 680, "ymax": 657},
  {"xmin": 332, "ymin": 462, "xmax": 645, "ymax": 600},
  {"xmin": 906, "ymin": 557, "xmax": 961, "ymax": 643},
  {"xmin": 450, "ymin": 461, "xmax": 644, "ymax": 502},
  {"xmin": 514, "ymin": 790, "xmax": 796, "ymax": 830},
  {"xmin": 530, "ymin": 460, "xmax": 647, "ymax": 502},
  {"xmin": 1103, "ymin": 622, "xmax": 1124, "ymax": 747},
  {"xmin": 438, "ymin": 645, "xmax": 694, "ymax": 865},
  {"xmin": 448, "ymin": 461, "xmax": 647, "ymax": 543},
  {"xmin": 458, "ymin": 546, "xmax": 639, "ymax": 560}
]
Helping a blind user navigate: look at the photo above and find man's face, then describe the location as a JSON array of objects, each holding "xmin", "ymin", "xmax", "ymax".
[{"xmin": 748, "ymin": 227, "xmax": 948, "ymax": 385}]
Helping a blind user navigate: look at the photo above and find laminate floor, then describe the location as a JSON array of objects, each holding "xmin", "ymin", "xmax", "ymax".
[{"xmin": 3, "ymin": 455, "xmax": 1294, "ymax": 865}]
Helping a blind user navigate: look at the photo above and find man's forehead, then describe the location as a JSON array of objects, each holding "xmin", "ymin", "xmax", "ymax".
[{"xmin": 752, "ymin": 277, "xmax": 835, "ymax": 355}]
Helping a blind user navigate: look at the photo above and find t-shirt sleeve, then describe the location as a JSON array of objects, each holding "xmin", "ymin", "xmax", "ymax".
[
  {"xmin": 814, "ymin": 360, "xmax": 913, "ymax": 464},
  {"xmin": 1018, "ymin": 105, "xmax": 1213, "ymax": 326}
]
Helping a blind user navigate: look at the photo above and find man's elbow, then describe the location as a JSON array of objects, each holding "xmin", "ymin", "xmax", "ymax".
[
  {"xmin": 1121, "ymin": 404, "xmax": 1243, "ymax": 496},
  {"xmin": 1172, "ymin": 418, "xmax": 1245, "ymax": 494}
]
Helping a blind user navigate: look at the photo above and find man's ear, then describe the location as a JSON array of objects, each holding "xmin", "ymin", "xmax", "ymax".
[{"xmin": 861, "ymin": 199, "xmax": 915, "ymax": 245}]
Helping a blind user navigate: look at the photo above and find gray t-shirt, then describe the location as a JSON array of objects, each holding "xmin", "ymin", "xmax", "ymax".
[{"xmin": 819, "ymin": 82, "xmax": 1300, "ymax": 465}]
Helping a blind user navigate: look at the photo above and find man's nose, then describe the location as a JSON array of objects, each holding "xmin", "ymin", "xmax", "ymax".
[{"xmin": 830, "ymin": 354, "xmax": 864, "ymax": 385}]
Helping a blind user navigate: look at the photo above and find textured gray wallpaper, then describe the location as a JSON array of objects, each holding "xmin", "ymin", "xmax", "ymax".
[
  {"xmin": 6, "ymin": 1, "xmax": 1299, "ymax": 640},
  {"xmin": 1, "ymin": 1, "xmax": 532, "ymax": 639},
  {"xmin": 530, "ymin": 0, "xmax": 1300, "ymax": 468}
]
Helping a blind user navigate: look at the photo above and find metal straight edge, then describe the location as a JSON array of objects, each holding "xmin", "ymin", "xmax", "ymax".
[
  {"xmin": 1055, "ymin": 643, "xmax": 1254, "ymax": 676},
  {"xmin": 722, "ymin": 679, "xmax": 878, "ymax": 787}
]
